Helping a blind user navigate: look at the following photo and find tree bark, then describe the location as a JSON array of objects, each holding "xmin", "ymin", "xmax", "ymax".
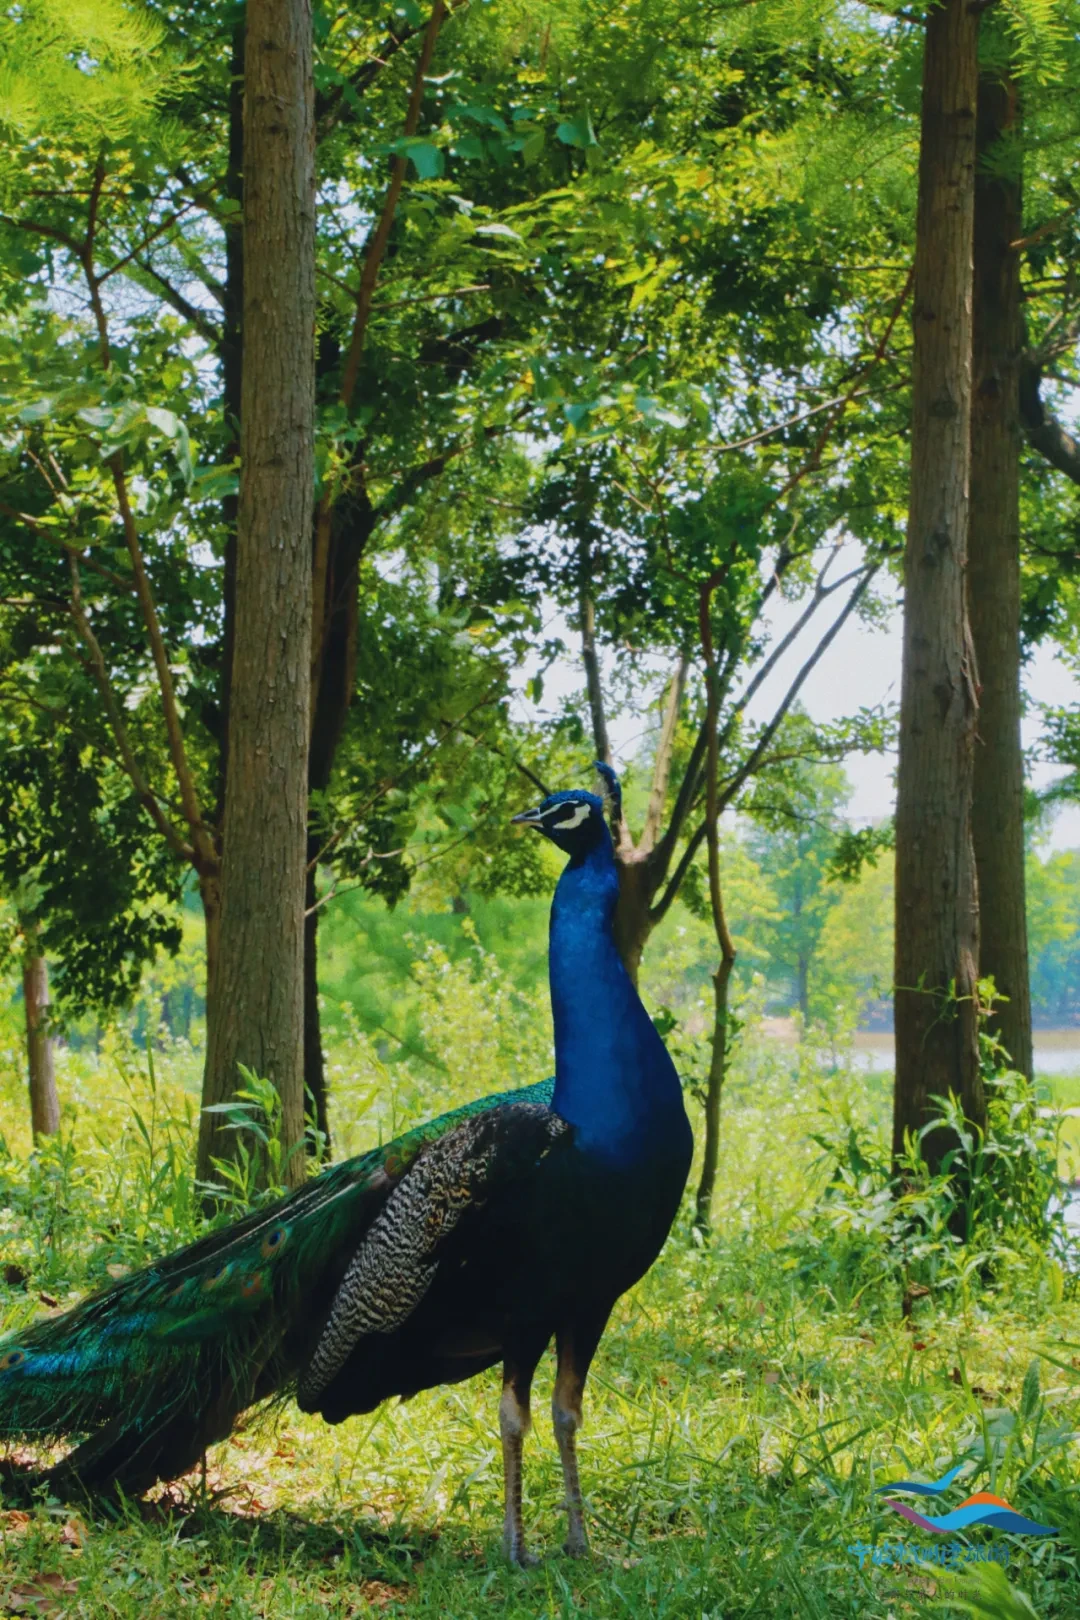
[
  {"xmin": 969, "ymin": 66, "xmax": 1032, "ymax": 1080},
  {"xmin": 893, "ymin": 0, "xmax": 986, "ymax": 1174},
  {"xmin": 21, "ymin": 924, "xmax": 59, "ymax": 1142},
  {"xmin": 198, "ymin": 0, "xmax": 316, "ymax": 1190},
  {"xmin": 303, "ymin": 851, "xmax": 330, "ymax": 1153},
  {"xmin": 695, "ymin": 587, "xmax": 736, "ymax": 1230},
  {"xmin": 696, "ymin": 952, "xmax": 734, "ymax": 1229},
  {"xmin": 215, "ymin": 17, "xmax": 245, "ymax": 824}
]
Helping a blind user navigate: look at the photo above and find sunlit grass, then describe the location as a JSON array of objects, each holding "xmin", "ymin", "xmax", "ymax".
[{"xmin": 2, "ymin": 992, "xmax": 1080, "ymax": 1617}]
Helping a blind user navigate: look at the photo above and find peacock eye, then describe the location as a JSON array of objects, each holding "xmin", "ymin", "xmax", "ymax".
[
  {"xmin": 203, "ymin": 1262, "xmax": 233, "ymax": 1291},
  {"xmin": 260, "ymin": 1226, "xmax": 288, "ymax": 1259},
  {"xmin": 240, "ymin": 1272, "xmax": 265, "ymax": 1298},
  {"xmin": 0, "ymin": 1348, "xmax": 26, "ymax": 1371}
]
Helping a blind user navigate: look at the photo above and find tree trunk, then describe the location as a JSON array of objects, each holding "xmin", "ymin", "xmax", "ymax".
[
  {"xmin": 695, "ymin": 951, "xmax": 734, "ymax": 1229},
  {"xmin": 612, "ymin": 858, "xmax": 654, "ymax": 985},
  {"xmin": 969, "ymin": 66, "xmax": 1031, "ymax": 1080},
  {"xmin": 21, "ymin": 925, "xmax": 59, "ymax": 1142},
  {"xmin": 302, "ymin": 487, "xmax": 376, "ymax": 1150},
  {"xmin": 796, "ymin": 954, "xmax": 810, "ymax": 1022},
  {"xmin": 893, "ymin": 0, "xmax": 986, "ymax": 1174},
  {"xmin": 214, "ymin": 17, "xmax": 245, "ymax": 824},
  {"xmin": 303, "ymin": 850, "xmax": 330, "ymax": 1154},
  {"xmin": 198, "ymin": 0, "xmax": 316, "ymax": 1191}
]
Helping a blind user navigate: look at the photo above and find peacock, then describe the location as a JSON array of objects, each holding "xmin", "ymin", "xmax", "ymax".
[{"xmin": 0, "ymin": 767, "xmax": 693, "ymax": 1565}]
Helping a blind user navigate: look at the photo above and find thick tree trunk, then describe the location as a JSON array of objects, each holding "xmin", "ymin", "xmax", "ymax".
[
  {"xmin": 21, "ymin": 926, "xmax": 59, "ymax": 1142},
  {"xmin": 198, "ymin": 0, "xmax": 316, "ymax": 1190},
  {"xmin": 612, "ymin": 858, "xmax": 654, "ymax": 985},
  {"xmin": 969, "ymin": 67, "xmax": 1032, "ymax": 1081},
  {"xmin": 893, "ymin": 0, "xmax": 986, "ymax": 1174}
]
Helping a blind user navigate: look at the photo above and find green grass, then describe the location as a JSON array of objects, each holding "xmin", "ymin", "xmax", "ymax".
[{"xmin": 2, "ymin": 987, "xmax": 1080, "ymax": 1617}]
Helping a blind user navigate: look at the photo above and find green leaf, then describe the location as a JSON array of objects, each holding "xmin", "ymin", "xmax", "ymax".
[
  {"xmin": 555, "ymin": 112, "xmax": 598, "ymax": 149},
  {"xmin": 406, "ymin": 142, "xmax": 444, "ymax": 180},
  {"xmin": 474, "ymin": 221, "xmax": 524, "ymax": 242},
  {"xmin": 520, "ymin": 128, "xmax": 545, "ymax": 165}
]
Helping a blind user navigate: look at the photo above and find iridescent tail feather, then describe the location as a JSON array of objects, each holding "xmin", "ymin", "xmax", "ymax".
[{"xmin": 0, "ymin": 1079, "xmax": 555, "ymax": 1496}]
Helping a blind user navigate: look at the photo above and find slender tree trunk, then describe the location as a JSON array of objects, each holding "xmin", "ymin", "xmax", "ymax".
[
  {"xmin": 303, "ymin": 852, "xmax": 330, "ymax": 1152},
  {"xmin": 696, "ymin": 951, "xmax": 734, "ymax": 1229},
  {"xmin": 198, "ymin": 0, "xmax": 316, "ymax": 1190},
  {"xmin": 695, "ymin": 576, "xmax": 737, "ymax": 1228},
  {"xmin": 796, "ymin": 955, "xmax": 810, "ymax": 1022},
  {"xmin": 215, "ymin": 18, "xmax": 245, "ymax": 822},
  {"xmin": 893, "ymin": 0, "xmax": 986, "ymax": 1174},
  {"xmin": 302, "ymin": 490, "xmax": 376, "ymax": 1150},
  {"xmin": 21, "ymin": 923, "xmax": 59, "ymax": 1142},
  {"xmin": 969, "ymin": 66, "xmax": 1031, "ymax": 1080}
]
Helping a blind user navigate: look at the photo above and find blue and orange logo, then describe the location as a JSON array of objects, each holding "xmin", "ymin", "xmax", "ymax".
[{"xmin": 877, "ymin": 1463, "xmax": 1057, "ymax": 1537}]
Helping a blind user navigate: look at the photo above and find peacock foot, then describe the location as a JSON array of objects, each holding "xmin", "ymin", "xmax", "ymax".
[
  {"xmin": 562, "ymin": 1528, "xmax": 590, "ymax": 1559},
  {"xmin": 504, "ymin": 1532, "xmax": 539, "ymax": 1568}
]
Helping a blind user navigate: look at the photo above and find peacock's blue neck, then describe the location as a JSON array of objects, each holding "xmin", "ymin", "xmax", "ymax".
[{"xmin": 548, "ymin": 829, "xmax": 690, "ymax": 1169}]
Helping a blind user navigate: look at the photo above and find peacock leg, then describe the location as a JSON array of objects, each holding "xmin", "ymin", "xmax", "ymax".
[
  {"xmin": 499, "ymin": 1359, "xmax": 538, "ymax": 1567},
  {"xmin": 553, "ymin": 1314, "xmax": 607, "ymax": 1558}
]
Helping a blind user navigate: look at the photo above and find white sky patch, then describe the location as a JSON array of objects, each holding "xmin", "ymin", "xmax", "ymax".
[{"xmin": 510, "ymin": 550, "xmax": 1080, "ymax": 852}]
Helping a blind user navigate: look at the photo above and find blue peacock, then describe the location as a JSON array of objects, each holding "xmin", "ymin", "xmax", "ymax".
[{"xmin": 0, "ymin": 766, "xmax": 692, "ymax": 1565}]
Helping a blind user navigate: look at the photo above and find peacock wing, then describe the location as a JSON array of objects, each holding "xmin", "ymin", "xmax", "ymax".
[
  {"xmin": 0, "ymin": 1076, "xmax": 556, "ymax": 1493},
  {"xmin": 297, "ymin": 1101, "xmax": 569, "ymax": 1412}
]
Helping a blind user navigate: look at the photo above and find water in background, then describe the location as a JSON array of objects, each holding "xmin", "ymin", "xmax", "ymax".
[{"xmin": 848, "ymin": 1034, "xmax": 1080, "ymax": 1077}]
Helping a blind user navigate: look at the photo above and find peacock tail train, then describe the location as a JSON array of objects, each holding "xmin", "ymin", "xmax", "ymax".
[{"xmin": 0, "ymin": 1077, "xmax": 555, "ymax": 1495}]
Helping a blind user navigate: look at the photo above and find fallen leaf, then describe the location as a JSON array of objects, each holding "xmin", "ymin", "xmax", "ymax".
[
  {"xmin": 105, "ymin": 1264, "xmax": 130, "ymax": 1280},
  {"xmin": 3, "ymin": 1573, "xmax": 78, "ymax": 1615},
  {"xmin": 763, "ymin": 1371, "xmax": 780, "ymax": 1385},
  {"xmin": 358, "ymin": 1580, "xmax": 408, "ymax": 1609},
  {"xmin": 37, "ymin": 1293, "xmax": 59, "ymax": 1309}
]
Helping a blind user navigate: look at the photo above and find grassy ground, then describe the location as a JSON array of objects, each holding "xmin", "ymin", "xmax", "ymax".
[{"xmin": 2, "ymin": 981, "xmax": 1080, "ymax": 1617}]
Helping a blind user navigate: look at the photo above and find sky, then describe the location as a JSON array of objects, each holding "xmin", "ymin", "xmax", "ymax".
[{"xmin": 512, "ymin": 557, "xmax": 1080, "ymax": 851}]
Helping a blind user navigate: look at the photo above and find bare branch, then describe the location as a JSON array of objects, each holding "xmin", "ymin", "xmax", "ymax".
[
  {"xmin": 648, "ymin": 567, "xmax": 877, "ymax": 926},
  {"xmin": 717, "ymin": 568, "xmax": 877, "ymax": 812}
]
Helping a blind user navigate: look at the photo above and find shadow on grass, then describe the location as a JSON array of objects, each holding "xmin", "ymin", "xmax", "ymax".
[{"xmin": 1, "ymin": 1453, "xmax": 437, "ymax": 1583}]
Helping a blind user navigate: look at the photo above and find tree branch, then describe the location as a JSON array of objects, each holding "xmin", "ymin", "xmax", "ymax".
[
  {"xmin": 338, "ymin": 1, "xmax": 447, "ymax": 409},
  {"xmin": 312, "ymin": 1, "xmax": 448, "ymax": 694},
  {"xmin": 640, "ymin": 655, "xmax": 688, "ymax": 854},
  {"xmin": 129, "ymin": 259, "xmax": 222, "ymax": 346},
  {"xmin": 76, "ymin": 197, "xmax": 216, "ymax": 872},
  {"xmin": 717, "ymin": 567, "xmax": 877, "ymax": 813},
  {"xmin": 65, "ymin": 552, "xmax": 192, "ymax": 862},
  {"xmin": 1020, "ymin": 358, "xmax": 1080, "ymax": 485},
  {"xmin": 648, "ymin": 567, "xmax": 877, "ymax": 926}
]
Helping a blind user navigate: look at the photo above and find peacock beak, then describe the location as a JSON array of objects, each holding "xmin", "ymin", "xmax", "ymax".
[{"xmin": 511, "ymin": 805, "xmax": 545, "ymax": 827}]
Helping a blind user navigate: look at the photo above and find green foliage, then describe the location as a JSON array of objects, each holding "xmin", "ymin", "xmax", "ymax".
[
  {"xmin": 789, "ymin": 1037, "xmax": 1069, "ymax": 1316},
  {"xmin": 201, "ymin": 1068, "xmax": 316, "ymax": 1208},
  {"xmin": 2, "ymin": 975, "xmax": 1080, "ymax": 1614}
]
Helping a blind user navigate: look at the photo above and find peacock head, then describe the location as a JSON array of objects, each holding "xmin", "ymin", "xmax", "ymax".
[{"xmin": 511, "ymin": 765, "xmax": 619, "ymax": 857}]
